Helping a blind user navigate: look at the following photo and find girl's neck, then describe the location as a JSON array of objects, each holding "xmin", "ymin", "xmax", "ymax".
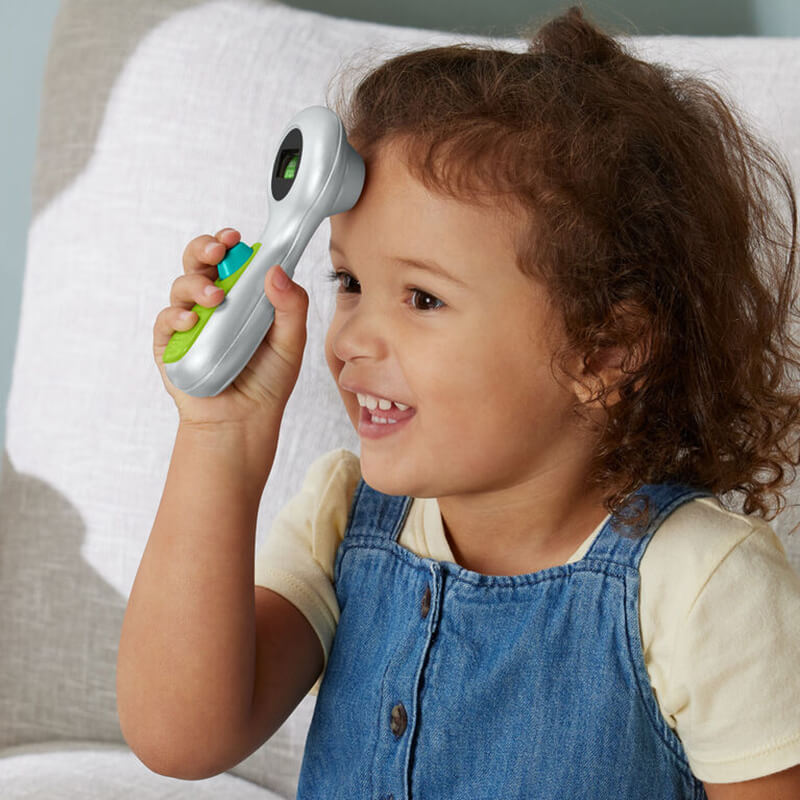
[{"xmin": 439, "ymin": 485, "xmax": 610, "ymax": 577}]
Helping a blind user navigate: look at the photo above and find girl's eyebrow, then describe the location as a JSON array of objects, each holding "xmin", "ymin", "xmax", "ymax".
[{"xmin": 328, "ymin": 239, "xmax": 469, "ymax": 288}]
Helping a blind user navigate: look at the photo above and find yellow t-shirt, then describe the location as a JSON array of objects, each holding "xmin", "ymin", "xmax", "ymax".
[{"xmin": 254, "ymin": 448, "xmax": 800, "ymax": 784}]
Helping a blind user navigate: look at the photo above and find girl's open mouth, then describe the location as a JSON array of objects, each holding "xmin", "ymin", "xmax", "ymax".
[{"xmin": 358, "ymin": 404, "xmax": 416, "ymax": 439}]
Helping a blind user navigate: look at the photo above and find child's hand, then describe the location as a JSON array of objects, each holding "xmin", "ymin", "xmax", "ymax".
[{"xmin": 153, "ymin": 227, "xmax": 309, "ymax": 430}]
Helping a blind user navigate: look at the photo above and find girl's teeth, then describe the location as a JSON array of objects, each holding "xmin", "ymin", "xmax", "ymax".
[{"xmin": 356, "ymin": 392, "xmax": 410, "ymax": 412}]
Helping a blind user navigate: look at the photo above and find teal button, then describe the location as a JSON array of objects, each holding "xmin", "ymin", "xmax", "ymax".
[{"xmin": 217, "ymin": 241, "xmax": 254, "ymax": 280}]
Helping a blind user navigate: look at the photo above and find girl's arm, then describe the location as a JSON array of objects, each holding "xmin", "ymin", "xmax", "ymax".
[
  {"xmin": 704, "ymin": 763, "xmax": 800, "ymax": 799},
  {"xmin": 117, "ymin": 227, "xmax": 318, "ymax": 777},
  {"xmin": 116, "ymin": 421, "xmax": 323, "ymax": 779}
]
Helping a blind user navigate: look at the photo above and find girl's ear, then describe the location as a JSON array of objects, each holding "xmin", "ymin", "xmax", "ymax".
[
  {"xmin": 572, "ymin": 301, "xmax": 651, "ymax": 409},
  {"xmin": 571, "ymin": 346, "xmax": 627, "ymax": 408}
]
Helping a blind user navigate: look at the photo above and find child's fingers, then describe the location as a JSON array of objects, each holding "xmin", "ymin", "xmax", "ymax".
[
  {"xmin": 169, "ymin": 272, "xmax": 224, "ymax": 310},
  {"xmin": 153, "ymin": 305, "xmax": 202, "ymax": 350},
  {"xmin": 181, "ymin": 228, "xmax": 241, "ymax": 274},
  {"xmin": 154, "ymin": 273, "xmax": 225, "ymax": 351},
  {"xmin": 262, "ymin": 265, "xmax": 309, "ymax": 368}
]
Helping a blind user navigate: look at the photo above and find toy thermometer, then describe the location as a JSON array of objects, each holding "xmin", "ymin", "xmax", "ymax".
[{"xmin": 163, "ymin": 105, "xmax": 365, "ymax": 397}]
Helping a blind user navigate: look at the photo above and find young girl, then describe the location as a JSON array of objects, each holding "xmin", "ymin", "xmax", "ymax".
[{"xmin": 117, "ymin": 7, "xmax": 800, "ymax": 798}]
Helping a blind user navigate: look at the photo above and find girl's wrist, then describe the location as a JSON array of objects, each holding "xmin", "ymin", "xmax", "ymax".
[{"xmin": 175, "ymin": 418, "xmax": 279, "ymax": 498}]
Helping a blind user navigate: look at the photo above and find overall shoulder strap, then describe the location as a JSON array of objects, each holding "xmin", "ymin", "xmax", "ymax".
[
  {"xmin": 585, "ymin": 482, "xmax": 715, "ymax": 569},
  {"xmin": 344, "ymin": 478, "xmax": 414, "ymax": 542}
]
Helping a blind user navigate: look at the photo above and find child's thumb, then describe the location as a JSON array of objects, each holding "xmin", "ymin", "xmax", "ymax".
[{"xmin": 263, "ymin": 264, "xmax": 309, "ymax": 364}]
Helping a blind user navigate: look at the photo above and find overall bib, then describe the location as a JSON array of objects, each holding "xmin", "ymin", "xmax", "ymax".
[{"xmin": 297, "ymin": 480, "xmax": 713, "ymax": 799}]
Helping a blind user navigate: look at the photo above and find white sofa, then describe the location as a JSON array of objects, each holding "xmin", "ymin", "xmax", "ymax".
[{"xmin": 1, "ymin": 0, "xmax": 798, "ymax": 796}]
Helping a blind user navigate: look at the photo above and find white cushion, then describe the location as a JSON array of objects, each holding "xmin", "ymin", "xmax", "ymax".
[
  {"xmin": 1, "ymin": 0, "xmax": 798, "ymax": 795},
  {"xmin": 0, "ymin": 740, "xmax": 281, "ymax": 799}
]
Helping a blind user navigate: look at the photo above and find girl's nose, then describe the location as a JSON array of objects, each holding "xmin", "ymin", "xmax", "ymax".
[{"xmin": 330, "ymin": 305, "xmax": 388, "ymax": 363}]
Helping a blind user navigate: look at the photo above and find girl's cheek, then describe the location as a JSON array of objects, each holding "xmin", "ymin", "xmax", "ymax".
[{"xmin": 324, "ymin": 325, "xmax": 343, "ymax": 377}]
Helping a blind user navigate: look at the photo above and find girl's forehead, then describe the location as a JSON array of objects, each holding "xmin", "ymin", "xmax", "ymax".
[{"xmin": 331, "ymin": 154, "xmax": 523, "ymax": 258}]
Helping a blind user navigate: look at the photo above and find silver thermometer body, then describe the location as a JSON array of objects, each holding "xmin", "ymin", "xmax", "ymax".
[{"xmin": 163, "ymin": 105, "xmax": 365, "ymax": 397}]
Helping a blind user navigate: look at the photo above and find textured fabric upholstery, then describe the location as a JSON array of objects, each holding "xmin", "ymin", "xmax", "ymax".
[{"xmin": 1, "ymin": 0, "xmax": 798, "ymax": 795}]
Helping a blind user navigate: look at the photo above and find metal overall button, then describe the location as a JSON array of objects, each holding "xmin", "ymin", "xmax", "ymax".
[
  {"xmin": 390, "ymin": 703, "xmax": 408, "ymax": 737},
  {"xmin": 421, "ymin": 584, "xmax": 431, "ymax": 619}
]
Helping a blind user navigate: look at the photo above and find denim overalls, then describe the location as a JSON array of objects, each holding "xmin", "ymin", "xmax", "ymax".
[{"xmin": 297, "ymin": 479, "xmax": 713, "ymax": 799}]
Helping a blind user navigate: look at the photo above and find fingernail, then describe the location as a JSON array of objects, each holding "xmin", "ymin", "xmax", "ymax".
[
  {"xmin": 205, "ymin": 242, "xmax": 221, "ymax": 257},
  {"xmin": 272, "ymin": 266, "xmax": 289, "ymax": 290},
  {"xmin": 205, "ymin": 284, "xmax": 220, "ymax": 296}
]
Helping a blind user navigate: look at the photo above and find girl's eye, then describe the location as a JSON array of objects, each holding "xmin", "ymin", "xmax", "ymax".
[
  {"xmin": 410, "ymin": 289, "xmax": 444, "ymax": 312},
  {"xmin": 326, "ymin": 269, "xmax": 444, "ymax": 312},
  {"xmin": 326, "ymin": 269, "xmax": 360, "ymax": 293}
]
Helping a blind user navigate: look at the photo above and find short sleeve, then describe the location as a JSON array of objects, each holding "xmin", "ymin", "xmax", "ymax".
[
  {"xmin": 254, "ymin": 448, "xmax": 361, "ymax": 692},
  {"xmin": 668, "ymin": 520, "xmax": 800, "ymax": 783}
]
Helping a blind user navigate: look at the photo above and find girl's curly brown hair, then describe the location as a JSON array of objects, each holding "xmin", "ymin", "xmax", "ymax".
[{"xmin": 326, "ymin": 5, "xmax": 800, "ymax": 536}]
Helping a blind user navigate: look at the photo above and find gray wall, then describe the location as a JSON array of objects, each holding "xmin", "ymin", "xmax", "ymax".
[
  {"xmin": 2, "ymin": 0, "xmax": 62, "ymax": 459},
  {"xmin": 2, "ymin": 0, "xmax": 799, "ymax": 456},
  {"xmin": 287, "ymin": 0, "xmax": 800, "ymax": 37}
]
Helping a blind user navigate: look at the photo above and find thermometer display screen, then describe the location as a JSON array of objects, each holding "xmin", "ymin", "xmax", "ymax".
[
  {"xmin": 271, "ymin": 127, "xmax": 303, "ymax": 201},
  {"xmin": 279, "ymin": 150, "xmax": 299, "ymax": 180}
]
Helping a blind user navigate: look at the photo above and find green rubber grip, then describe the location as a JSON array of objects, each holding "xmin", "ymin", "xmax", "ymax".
[{"xmin": 163, "ymin": 242, "xmax": 262, "ymax": 364}]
